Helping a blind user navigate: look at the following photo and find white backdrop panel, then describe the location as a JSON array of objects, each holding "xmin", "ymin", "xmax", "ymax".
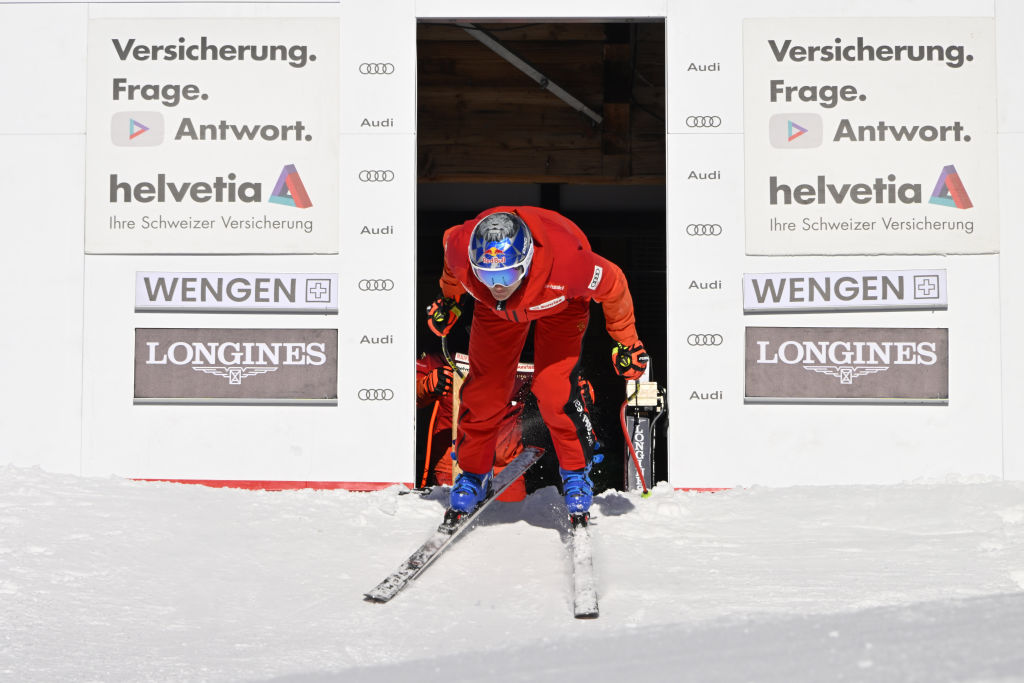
[
  {"xmin": 0, "ymin": 136, "xmax": 85, "ymax": 473},
  {"xmin": 335, "ymin": 134, "xmax": 416, "ymax": 483},
  {"xmin": 667, "ymin": 134, "xmax": 1003, "ymax": 486},
  {"xmin": 83, "ymin": 254, "xmax": 335, "ymax": 480},
  {"xmin": 340, "ymin": 0, "xmax": 415, "ymax": 135},
  {"xmin": 665, "ymin": 0, "xmax": 995, "ymax": 137},
  {"xmin": 72, "ymin": 3, "xmax": 418, "ymax": 485},
  {"xmin": 338, "ymin": 133, "xmax": 416, "ymax": 270},
  {"xmin": 335, "ymin": 2, "xmax": 417, "ymax": 483},
  {"xmin": 999, "ymin": 133, "xmax": 1024, "ymax": 480},
  {"xmin": 665, "ymin": 2, "xmax": 741, "ymax": 135},
  {"xmin": 1, "ymin": 0, "xmax": 1020, "ymax": 488},
  {"xmin": 668, "ymin": 257, "xmax": 1002, "ymax": 487},
  {"xmin": 81, "ymin": 253, "xmax": 414, "ymax": 484},
  {"xmin": 87, "ymin": 4, "xmax": 267, "ymax": 19},
  {"xmin": 666, "ymin": 132, "xmax": 741, "ymax": 486},
  {"xmin": 0, "ymin": 4, "xmax": 87, "ymax": 133},
  {"xmin": 995, "ymin": 0, "xmax": 1024, "ymax": 132},
  {"xmin": 668, "ymin": 134, "xmax": 745, "ymax": 326}
]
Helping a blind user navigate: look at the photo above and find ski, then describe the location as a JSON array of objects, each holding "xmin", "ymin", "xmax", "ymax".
[
  {"xmin": 569, "ymin": 512, "xmax": 599, "ymax": 618},
  {"xmin": 364, "ymin": 446, "xmax": 543, "ymax": 603}
]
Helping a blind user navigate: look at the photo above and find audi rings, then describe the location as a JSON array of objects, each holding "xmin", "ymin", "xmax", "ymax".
[
  {"xmin": 685, "ymin": 223, "xmax": 723, "ymax": 237},
  {"xmin": 358, "ymin": 388, "xmax": 394, "ymax": 401},
  {"xmin": 358, "ymin": 279, "xmax": 395, "ymax": 291},
  {"xmin": 358, "ymin": 170, "xmax": 395, "ymax": 182},
  {"xmin": 358, "ymin": 62, "xmax": 395, "ymax": 75},
  {"xmin": 687, "ymin": 334, "xmax": 724, "ymax": 346},
  {"xmin": 685, "ymin": 115, "xmax": 722, "ymax": 128}
]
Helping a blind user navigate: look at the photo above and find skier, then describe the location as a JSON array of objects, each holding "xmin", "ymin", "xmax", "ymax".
[
  {"xmin": 426, "ymin": 207, "xmax": 648, "ymax": 517},
  {"xmin": 415, "ymin": 351, "xmax": 530, "ymax": 502}
]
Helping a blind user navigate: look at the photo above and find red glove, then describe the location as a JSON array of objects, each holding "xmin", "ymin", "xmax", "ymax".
[
  {"xmin": 426, "ymin": 296, "xmax": 461, "ymax": 337},
  {"xmin": 418, "ymin": 365, "xmax": 454, "ymax": 400},
  {"xmin": 612, "ymin": 341, "xmax": 649, "ymax": 380}
]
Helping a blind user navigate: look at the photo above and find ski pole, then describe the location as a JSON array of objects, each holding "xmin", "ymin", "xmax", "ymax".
[
  {"xmin": 420, "ymin": 401, "xmax": 440, "ymax": 489},
  {"xmin": 620, "ymin": 383, "xmax": 650, "ymax": 497},
  {"xmin": 440, "ymin": 334, "xmax": 465, "ymax": 379},
  {"xmin": 440, "ymin": 334, "xmax": 465, "ymax": 481}
]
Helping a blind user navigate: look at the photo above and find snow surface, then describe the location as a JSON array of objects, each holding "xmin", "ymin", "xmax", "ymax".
[{"xmin": 3, "ymin": 465, "xmax": 1024, "ymax": 682}]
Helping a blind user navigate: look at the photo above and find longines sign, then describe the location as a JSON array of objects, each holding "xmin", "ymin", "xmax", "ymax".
[
  {"xmin": 745, "ymin": 327, "xmax": 948, "ymax": 404},
  {"xmin": 134, "ymin": 328, "xmax": 337, "ymax": 404},
  {"xmin": 743, "ymin": 269, "xmax": 946, "ymax": 313},
  {"xmin": 135, "ymin": 272, "xmax": 338, "ymax": 313}
]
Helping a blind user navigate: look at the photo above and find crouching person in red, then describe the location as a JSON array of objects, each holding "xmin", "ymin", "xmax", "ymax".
[
  {"xmin": 415, "ymin": 351, "xmax": 529, "ymax": 502},
  {"xmin": 426, "ymin": 207, "xmax": 648, "ymax": 517}
]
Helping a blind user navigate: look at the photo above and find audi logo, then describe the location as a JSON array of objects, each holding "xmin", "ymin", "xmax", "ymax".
[
  {"xmin": 358, "ymin": 170, "xmax": 395, "ymax": 182},
  {"xmin": 685, "ymin": 223, "xmax": 723, "ymax": 237},
  {"xmin": 358, "ymin": 388, "xmax": 394, "ymax": 401},
  {"xmin": 358, "ymin": 279, "xmax": 395, "ymax": 291},
  {"xmin": 687, "ymin": 334, "xmax": 724, "ymax": 346},
  {"xmin": 685, "ymin": 115, "xmax": 722, "ymax": 128},
  {"xmin": 359, "ymin": 62, "xmax": 395, "ymax": 75}
]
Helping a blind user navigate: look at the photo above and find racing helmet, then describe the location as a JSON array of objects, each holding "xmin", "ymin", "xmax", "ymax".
[{"xmin": 468, "ymin": 212, "xmax": 534, "ymax": 288}]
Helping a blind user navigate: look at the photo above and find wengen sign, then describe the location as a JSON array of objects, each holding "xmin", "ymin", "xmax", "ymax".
[
  {"xmin": 743, "ymin": 269, "xmax": 946, "ymax": 312},
  {"xmin": 135, "ymin": 272, "xmax": 338, "ymax": 313}
]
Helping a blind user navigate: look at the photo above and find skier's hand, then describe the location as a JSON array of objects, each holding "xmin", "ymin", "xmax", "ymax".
[
  {"xmin": 612, "ymin": 341, "xmax": 649, "ymax": 380},
  {"xmin": 426, "ymin": 296, "xmax": 461, "ymax": 337},
  {"xmin": 577, "ymin": 377, "xmax": 595, "ymax": 411},
  {"xmin": 419, "ymin": 365, "xmax": 454, "ymax": 399}
]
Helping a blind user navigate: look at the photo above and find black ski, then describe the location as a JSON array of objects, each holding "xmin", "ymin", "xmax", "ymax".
[
  {"xmin": 364, "ymin": 446, "xmax": 543, "ymax": 603},
  {"xmin": 569, "ymin": 512, "xmax": 599, "ymax": 618}
]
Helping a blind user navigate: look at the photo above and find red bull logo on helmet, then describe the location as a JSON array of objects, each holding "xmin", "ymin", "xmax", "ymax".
[{"xmin": 480, "ymin": 238, "xmax": 512, "ymax": 266}]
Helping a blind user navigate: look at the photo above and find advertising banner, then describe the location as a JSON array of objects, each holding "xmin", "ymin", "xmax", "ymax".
[
  {"xmin": 134, "ymin": 328, "xmax": 338, "ymax": 404},
  {"xmin": 624, "ymin": 415, "xmax": 653, "ymax": 493},
  {"xmin": 745, "ymin": 327, "xmax": 948, "ymax": 404},
  {"xmin": 86, "ymin": 19, "xmax": 339, "ymax": 253},
  {"xmin": 743, "ymin": 269, "xmax": 947, "ymax": 313},
  {"xmin": 135, "ymin": 272, "xmax": 338, "ymax": 313},
  {"xmin": 743, "ymin": 17, "xmax": 997, "ymax": 255}
]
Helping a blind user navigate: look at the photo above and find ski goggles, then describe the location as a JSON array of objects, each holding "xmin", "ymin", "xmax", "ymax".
[{"xmin": 472, "ymin": 263, "xmax": 526, "ymax": 288}]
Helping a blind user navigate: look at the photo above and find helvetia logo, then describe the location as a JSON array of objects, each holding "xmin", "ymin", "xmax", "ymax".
[
  {"xmin": 108, "ymin": 165, "xmax": 313, "ymax": 205},
  {"xmin": 268, "ymin": 164, "xmax": 313, "ymax": 209},
  {"xmin": 769, "ymin": 113, "xmax": 822, "ymax": 149},
  {"xmin": 111, "ymin": 111, "xmax": 164, "ymax": 147},
  {"xmin": 769, "ymin": 165, "xmax": 976, "ymax": 207},
  {"xmin": 928, "ymin": 165, "xmax": 973, "ymax": 209},
  {"xmin": 129, "ymin": 119, "xmax": 149, "ymax": 139}
]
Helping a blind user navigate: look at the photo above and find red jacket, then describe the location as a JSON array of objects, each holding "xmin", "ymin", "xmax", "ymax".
[{"xmin": 439, "ymin": 206, "xmax": 639, "ymax": 347}]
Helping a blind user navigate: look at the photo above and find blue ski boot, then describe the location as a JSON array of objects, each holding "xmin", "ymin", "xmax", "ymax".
[
  {"xmin": 449, "ymin": 470, "xmax": 492, "ymax": 513},
  {"xmin": 560, "ymin": 464, "xmax": 594, "ymax": 514}
]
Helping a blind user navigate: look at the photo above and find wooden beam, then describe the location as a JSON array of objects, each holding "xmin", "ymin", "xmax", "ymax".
[{"xmin": 417, "ymin": 172, "xmax": 666, "ymax": 186}]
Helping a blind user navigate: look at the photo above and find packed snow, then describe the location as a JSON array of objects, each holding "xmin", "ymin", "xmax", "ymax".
[{"xmin": 2, "ymin": 465, "xmax": 1024, "ymax": 682}]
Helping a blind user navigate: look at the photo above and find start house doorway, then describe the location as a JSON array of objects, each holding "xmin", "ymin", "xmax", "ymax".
[{"xmin": 415, "ymin": 20, "xmax": 667, "ymax": 494}]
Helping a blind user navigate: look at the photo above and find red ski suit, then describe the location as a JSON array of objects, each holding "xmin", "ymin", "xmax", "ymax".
[
  {"xmin": 416, "ymin": 352, "xmax": 529, "ymax": 500},
  {"xmin": 439, "ymin": 206, "xmax": 639, "ymax": 475}
]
